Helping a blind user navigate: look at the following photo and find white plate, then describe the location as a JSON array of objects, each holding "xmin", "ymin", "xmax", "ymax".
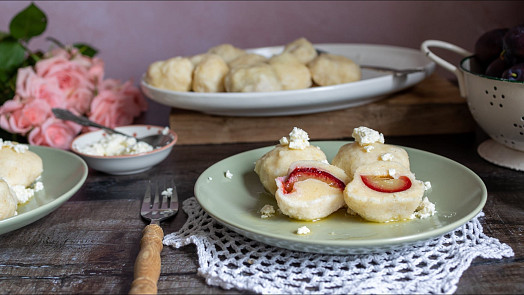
[
  {"xmin": 194, "ymin": 141, "xmax": 487, "ymax": 254},
  {"xmin": 141, "ymin": 43, "xmax": 435, "ymax": 116},
  {"xmin": 0, "ymin": 146, "xmax": 88, "ymax": 235}
]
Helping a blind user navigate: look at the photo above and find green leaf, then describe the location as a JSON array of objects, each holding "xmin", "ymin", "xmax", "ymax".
[
  {"xmin": 73, "ymin": 43, "xmax": 98, "ymax": 57},
  {"xmin": 9, "ymin": 3, "xmax": 47, "ymax": 40},
  {"xmin": 0, "ymin": 31, "xmax": 9, "ymax": 41},
  {"xmin": 0, "ymin": 38, "xmax": 26, "ymax": 71}
]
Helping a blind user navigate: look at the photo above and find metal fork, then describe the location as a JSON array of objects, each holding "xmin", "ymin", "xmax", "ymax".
[
  {"xmin": 129, "ymin": 178, "xmax": 178, "ymax": 295},
  {"xmin": 315, "ymin": 48, "xmax": 427, "ymax": 77}
]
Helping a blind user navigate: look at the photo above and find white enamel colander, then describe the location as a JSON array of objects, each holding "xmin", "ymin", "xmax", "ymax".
[{"xmin": 421, "ymin": 40, "xmax": 524, "ymax": 171}]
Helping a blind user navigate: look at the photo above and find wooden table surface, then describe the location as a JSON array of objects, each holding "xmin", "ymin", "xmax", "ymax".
[{"xmin": 0, "ymin": 102, "xmax": 523, "ymax": 294}]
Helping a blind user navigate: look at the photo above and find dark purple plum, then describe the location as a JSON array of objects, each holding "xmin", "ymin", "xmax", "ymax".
[
  {"xmin": 475, "ymin": 28, "xmax": 508, "ymax": 66},
  {"xmin": 502, "ymin": 63, "xmax": 524, "ymax": 82},
  {"xmin": 503, "ymin": 24, "xmax": 524, "ymax": 64},
  {"xmin": 485, "ymin": 57, "xmax": 511, "ymax": 78}
]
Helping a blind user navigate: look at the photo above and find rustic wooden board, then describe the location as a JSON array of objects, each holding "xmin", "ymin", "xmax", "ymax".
[{"xmin": 169, "ymin": 74, "xmax": 476, "ymax": 145}]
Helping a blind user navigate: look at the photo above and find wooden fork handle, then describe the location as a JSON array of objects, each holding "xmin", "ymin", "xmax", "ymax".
[{"xmin": 129, "ymin": 224, "xmax": 164, "ymax": 294}]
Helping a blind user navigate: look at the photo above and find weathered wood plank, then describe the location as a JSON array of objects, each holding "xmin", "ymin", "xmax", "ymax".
[{"xmin": 169, "ymin": 74, "xmax": 476, "ymax": 145}]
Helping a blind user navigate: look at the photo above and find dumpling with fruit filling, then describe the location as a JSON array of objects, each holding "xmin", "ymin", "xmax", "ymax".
[
  {"xmin": 275, "ymin": 160, "xmax": 350, "ymax": 221},
  {"xmin": 344, "ymin": 161, "xmax": 425, "ymax": 223},
  {"xmin": 332, "ymin": 126, "xmax": 410, "ymax": 180},
  {"xmin": 255, "ymin": 127, "xmax": 327, "ymax": 195},
  {"xmin": 332, "ymin": 142, "xmax": 410, "ymax": 181},
  {"xmin": 0, "ymin": 179, "xmax": 17, "ymax": 220}
]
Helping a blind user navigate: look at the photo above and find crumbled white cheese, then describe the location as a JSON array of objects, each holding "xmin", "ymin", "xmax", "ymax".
[
  {"xmin": 279, "ymin": 136, "xmax": 289, "ymax": 145},
  {"xmin": 161, "ymin": 126, "xmax": 170, "ymax": 135},
  {"xmin": 296, "ymin": 226, "xmax": 311, "ymax": 235},
  {"xmin": 0, "ymin": 139, "xmax": 29, "ymax": 153},
  {"xmin": 34, "ymin": 181, "xmax": 44, "ymax": 192},
  {"xmin": 380, "ymin": 153, "xmax": 394, "ymax": 161},
  {"xmin": 352, "ymin": 126, "xmax": 384, "ymax": 146},
  {"xmin": 363, "ymin": 145, "xmax": 375, "ymax": 153},
  {"xmin": 411, "ymin": 197, "xmax": 436, "ymax": 219},
  {"xmin": 161, "ymin": 188, "xmax": 173, "ymax": 197},
  {"xmin": 388, "ymin": 168, "xmax": 397, "ymax": 178},
  {"xmin": 76, "ymin": 134, "xmax": 154, "ymax": 156},
  {"xmin": 225, "ymin": 170, "xmax": 233, "ymax": 179},
  {"xmin": 259, "ymin": 204, "xmax": 275, "ymax": 218},
  {"xmin": 280, "ymin": 127, "xmax": 310, "ymax": 150},
  {"xmin": 424, "ymin": 181, "xmax": 432, "ymax": 191}
]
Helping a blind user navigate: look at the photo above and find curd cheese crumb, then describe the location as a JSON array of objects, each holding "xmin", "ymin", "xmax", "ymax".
[
  {"xmin": 388, "ymin": 168, "xmax": 397, "ymax": 178},
  {"xmin": 225, "ymin": 170, "xmax": 233, "ymax": 179},
  {"xmin": 411, "ymin": 197, "xmax": 436, "ymax": 219},
  {"xmin": 380, "ymin": 153, "xmax": 394, "ymax": 161},
  {"xmin": 279, "ymin": 136, "xmax": 289, "ymax": 145},
  {"xmin": 259, "ymin": 204, "xmax": 275, "ymax": 218},
  {"xmin": 363, "ymin": 145, "xmax": 375, "ymax": 153},
  {"xmin": 76, "ymin": 134, "xmax": 154, "ymax": 156},
  {"xmin": 424, "ymin": 181, "xmax": 432, "ymax": 191},
  {"xmin": 0, "ymin": 139, "xmax": 29, "ymax": 153},
  {"xmin": 296, "ymin": 226, "xmax": 311, "ymax": 235},
  {"xmin": 161, "ymin": 126, "xmax": 170, "ymax": 135},
  {"xmin": 280, "ymin": 127, "xmax": 310, "ymax": 150},
  {"xmin": 352, "ymin": 126, "xmax": 385, "ymax": 146},
  {"xmin": 161, "ymin": 188, "xmax": 173, "ymax": 197}
]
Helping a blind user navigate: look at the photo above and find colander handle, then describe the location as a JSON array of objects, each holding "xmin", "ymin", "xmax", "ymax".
[{"xmin": 420, "ymin": 40, "xmax": 472, "ymax": 97}]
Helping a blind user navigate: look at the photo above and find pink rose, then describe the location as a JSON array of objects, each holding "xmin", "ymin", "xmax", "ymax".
[
  {"xmin": 21, "ymin": 98, "xmax": 52, "ymax": 127},
  {"xmin": 36, "ymin": 55, "xmax": 94, "ymax": 92},
  {"xmin": 15, "ymin": 66, "xmax": 67, "ymax": 108},
  {"xmin": 88, "ymin": 79, "xmax": 147, "ymax": 128},
  {"xmin": 28, "ymin": 117, "xmax": 82, "ymax": 150},
  {"xmin": 66, "ymin": 88, "xmax": 93, "ymax": 114},
  {"xmin": 0, "ymin": 98, "xmax": 33, "ymax": 135},
  {"xmin": 15, "ymin": 67, "xmax": 38, "ymax": 99}
]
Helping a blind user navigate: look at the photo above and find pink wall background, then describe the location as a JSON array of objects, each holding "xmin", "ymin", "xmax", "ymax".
[{"xmin": 1, "ymin": 1, "xmax": 523, "ymax": 86}]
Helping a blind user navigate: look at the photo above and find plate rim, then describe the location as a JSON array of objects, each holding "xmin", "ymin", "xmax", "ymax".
[
  {"xmin": 194, "ymin": 141, "xmax": 487, "ymax": 253},
  {"xmin": 0, "ymin": 145, "xmax": 88, "ymax": 235}
]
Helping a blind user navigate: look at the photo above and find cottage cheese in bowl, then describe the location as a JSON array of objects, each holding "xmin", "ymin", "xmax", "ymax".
[
  {"xmin": 71, "ymin": 125, "xmax": 177, "ymax": 175},
  {"xmin": 77, "ymin": 134, "xmax": 154, "ymax": 156}
]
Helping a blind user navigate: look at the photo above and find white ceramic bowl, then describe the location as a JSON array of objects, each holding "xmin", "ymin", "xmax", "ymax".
[
  {"xmin": 422, "ymin": 40, "xmax": 524, "ymax": 170},
  {"xmin": 71, "ymin": 125, "xmax": 178, "ymax": 175}
]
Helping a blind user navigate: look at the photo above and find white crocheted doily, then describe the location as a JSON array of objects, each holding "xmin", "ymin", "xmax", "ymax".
[{"xmin": 163, "ymin": 197, "xmax": 514, "ymax": 294}]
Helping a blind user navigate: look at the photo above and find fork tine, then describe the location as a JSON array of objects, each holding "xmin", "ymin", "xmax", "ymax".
[{"xmin": 141, "ymin": 181, "xmax": 152, "ymax": 211}]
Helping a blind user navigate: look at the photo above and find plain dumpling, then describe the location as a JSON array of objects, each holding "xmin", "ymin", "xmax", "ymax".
[
  {"xmin": 0, "ymin": 179, "xmax": 17, "ymax": 220},
  {"xmin": 224, "ymin": 63, "xmax": 282, "ymax": 92},
  {"xmin": 0, "ymin": 145, "xmax": 43, "ymax": 188},
  {"xmin": 308, "ymin": 53, "xmax": 361, "ymax": 86},
  {"xmin": 282, "ymin": 37, "xmax": 318, "ymax": 64},
  {"xmin": 146, "ymin": 57, "xmax": 194, "ymax": 91},
  {"xmin": 228, "ymin": 53, "xmax": 267, "ymax": 69},
  {"xmin": 207, "ymin": 43, "xmax": 246, "ymax": 63},
  {"xmin": 269, "ymin": 52, "xmax": 312, "ymax": 90},
  {"xmin": 192, "ymin": 54, "xmax": 229, "ymax": 93}
]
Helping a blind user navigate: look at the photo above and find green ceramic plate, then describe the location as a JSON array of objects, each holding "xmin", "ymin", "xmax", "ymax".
[
  {"xmin": 194, "ymin": 141, "xmax": 487, "ymax": 254},
  {"xmin": 0, "ymin": 146, "xmax": 88, "ymax": 235}
]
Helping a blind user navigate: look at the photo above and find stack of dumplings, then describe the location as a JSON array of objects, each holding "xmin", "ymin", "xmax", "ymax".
[
  {"xmin": 145, "ymin": 37, "xmax": 361, "ymax": 93},
  {"xmin": 254, "ymin": 126, "xmax": 435, "ymax": 223}
]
